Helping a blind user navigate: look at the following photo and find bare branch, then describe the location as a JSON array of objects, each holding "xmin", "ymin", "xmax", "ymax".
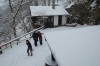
[
  {"xmin": 15, "ymin": 0, "xmax": 24, "ymax": 18},
  {"xmin": 9, "ymin": 0, "xmax": 14, "ymax": 13}
]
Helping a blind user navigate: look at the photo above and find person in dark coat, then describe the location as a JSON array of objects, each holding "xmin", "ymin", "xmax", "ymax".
[
  {"xmin": 33, "ymin": 31, "xmax": 38, "ymax": 47},
  {"xmin": 26, "ymin": 40, "xmax": 33, "ymax": 56},
  {"xmin": 38, "ymin": 31, "xmax": 43, "ymax": 45}
]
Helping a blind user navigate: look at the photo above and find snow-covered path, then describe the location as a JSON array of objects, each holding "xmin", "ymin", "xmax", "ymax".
[
  {"xmin": 0, "ymin": 25, "xmax": 89, "ymax": 66},
  {"xmin": 0, "ymin": 37, "xmax": 51, "ymax": 66}
]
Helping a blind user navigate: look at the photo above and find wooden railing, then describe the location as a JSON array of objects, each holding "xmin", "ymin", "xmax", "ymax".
[
  {"xmin": 0, "ymin": 26, "xmax": 44, "ymax": 53},
  {"xmin": 44, "ymin": 35, "xmax": 58, "ymax": 66}
]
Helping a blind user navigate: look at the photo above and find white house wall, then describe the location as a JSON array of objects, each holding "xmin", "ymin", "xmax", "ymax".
[
  {"xmin": 62, "ymin": 15, "xmax": 67, "ymax": 25},
  {"xmin": 54, "ymin": 15, "xmax": 58, "ymax": 26}
]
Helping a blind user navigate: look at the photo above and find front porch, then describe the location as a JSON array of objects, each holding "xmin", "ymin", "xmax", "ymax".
[{"xmin": 31, "ymin": 16, "xmax": 54, "ymax": 28}]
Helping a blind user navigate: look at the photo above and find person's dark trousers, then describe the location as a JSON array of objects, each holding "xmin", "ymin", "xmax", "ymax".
[
  {"xmin": 27, "ymin": 48, "xmax": 30, "ymax": 56},
  {"xmin": 39, "ymin": 40, "xmax": 42, "ymax": 45},
  {"xmin": 34, "ymin": 40, "xmax": 37, "ymax": 47}
]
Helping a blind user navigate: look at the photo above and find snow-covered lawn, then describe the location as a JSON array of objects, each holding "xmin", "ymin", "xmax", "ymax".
[{"xmin": 0, "ymin": 25, "xmax": 99, "ymax": 66}]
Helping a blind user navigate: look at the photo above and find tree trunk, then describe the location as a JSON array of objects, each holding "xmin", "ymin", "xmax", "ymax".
[
  {"xmin": 14, "ymin": 27, "xmax": 16, "ymax": 38},
  {"xmin": 33, "ymin": 0, "xmax": 38, "ymax": 6},
  {"xmin": 23, "ymin": 17, "xmax": 28, "ymax": 33},
  {"xmin": 29, "ymin": 18, "xmax": 34, "ymax": 29},
  {"xmin": 57, "ymin": 0, "xmax": 58, "ymax": 3},
  {"xmin": 13, "ymin": 18, "xmax": 17, "ymax": 38},
  {"xmin": 9, "ymin": 0, "xmax": 24, "ymax": 38},
  {"xmin": 43, "ymin": 0, "xmax": 46, "ymax": 6},
  {"xmin": 48, "ymin": 0, "xmax": 50, "ymax": 6}
]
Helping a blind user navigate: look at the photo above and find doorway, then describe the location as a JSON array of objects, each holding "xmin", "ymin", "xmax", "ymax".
[{"xmin": 58, "ymin": 15, "xmax": 62, "ymax": 26}]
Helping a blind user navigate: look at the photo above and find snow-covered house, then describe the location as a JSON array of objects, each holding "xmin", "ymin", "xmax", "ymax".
[{"xmin": 30, "ymin": 6, "xmax": 69, "ymax": 28}]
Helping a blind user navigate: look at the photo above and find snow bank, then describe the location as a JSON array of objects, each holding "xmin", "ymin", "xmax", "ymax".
[
  {"xmin": 90, "ymin": 0, "xmax": 97, "ymax": 8},
  {"xmin": 45, "ymin": 25, "xmax": 100, "ymax": 66},
  {"xmin": 66, "ymin": 2, "xmax": 75, "ymax": 9}
]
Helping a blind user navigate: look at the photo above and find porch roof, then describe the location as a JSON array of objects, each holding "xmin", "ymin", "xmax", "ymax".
[{"xmin": 30, "ymin": 6, "xmax": 69, "ymax": 16}]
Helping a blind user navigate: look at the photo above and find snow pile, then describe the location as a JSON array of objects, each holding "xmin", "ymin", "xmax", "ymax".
[
  {"xmin": 90, "ymin": 0, "xmax": 97, "ymax": 8},
  {"xmin": 66, "ymin": 2, "xmax": 75, "ymax": 9},
  {"xmin": 45, "ymin": 25, "xmax": 100, "ymax": 66}
]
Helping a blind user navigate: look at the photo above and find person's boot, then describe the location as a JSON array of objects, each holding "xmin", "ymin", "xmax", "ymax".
[
  {"xmin": 31, "ymin": 53, "xmax": 33, "ymax": 56},
  {"xmin": 28, "ymin": 52, "xmax": 30, "ymax": 56}
]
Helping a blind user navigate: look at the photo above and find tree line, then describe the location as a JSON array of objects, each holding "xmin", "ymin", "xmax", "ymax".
[
  {"xmin": 0, "ymin": 0, "xmax": 58, "ymax": 44},
  {"xmin": 66, "ymin": 0, "xmax": 100, "ymax": 25}
]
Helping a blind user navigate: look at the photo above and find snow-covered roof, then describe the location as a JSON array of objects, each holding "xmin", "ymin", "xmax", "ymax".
[
  {"xmin": 30, "ymin": 6, "xmax": 69, "ymax": 16},
  {"xmin": 66, "ymin": 2, "xmax": 75, "ymax": 9},
  {"xmin": 45, "ymin": 26, "xmax": 100, "ymax": 66}
]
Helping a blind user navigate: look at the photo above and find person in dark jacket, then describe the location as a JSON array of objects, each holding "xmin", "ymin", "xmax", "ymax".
[
  {"xmin": 38, "ymin": 31, "xmax": 43, "ymax": 45},
  {"xmin": 33, "ymin": 31, "xmax": 38, "ymax": 47},
  {"xmin": 26, "ymin": 40, "xmax": 33, "ymax": 56}
]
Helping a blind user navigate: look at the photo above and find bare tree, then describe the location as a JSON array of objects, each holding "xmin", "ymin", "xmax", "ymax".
[
  {"xmin": 0, "ymin": 0, "xmax": 34, "ymax": 43},
  {"xmin": 0, "ymin": 8, "xmax": 14, "ymax": 42},
  {"xmin": 8, "ymin": 0, "xmax": 24, "ymax": 38}
]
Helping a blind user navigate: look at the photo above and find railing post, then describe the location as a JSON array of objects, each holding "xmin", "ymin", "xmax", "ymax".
[
  {"xmin": 10, "ymin": 42, "xmax": 12, "ymax": 48},
  {"xmin": 17, "ymin": 39, "xmax": 18, "ymax": 45},
  {"xmin": 0, "ymin": 47, "xmax": 3, "ymax": 54},
  {"xmin": 5, "ymin": 44, "xmax": 7, "ymax": 49},
  {"xmin": 16, "ymin": 38, "xmax": 20, "ymax": 45},
  {"xmin": 18, "ymin": 38, "xmax": 20, "ymax": 43},
  {"xmin": 51, "ymin": 53, "xmax": 55, "ymax": 61}
]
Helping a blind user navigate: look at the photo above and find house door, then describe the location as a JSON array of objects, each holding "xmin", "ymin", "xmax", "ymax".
[{"xmin": 58, "ymin": 15, "xmax": 62, "ymax": 26}]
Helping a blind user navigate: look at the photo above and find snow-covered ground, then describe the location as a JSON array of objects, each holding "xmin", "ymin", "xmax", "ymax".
[
  {"xmin": 0, "ymin": 25, "xmax": 100, "ymax": 66},
  {"xmin": 0, "ymin": 37, "xmax": 51, "ymax": 66}
]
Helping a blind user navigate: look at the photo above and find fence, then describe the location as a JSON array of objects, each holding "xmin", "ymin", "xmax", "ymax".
[
  {"xmin": 44, "ymin": 35, "xmax": 58, "ymax": 66},
  {"xmin": 0, "ymin": 26, "xmax": 44, "ymax": 54}
]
